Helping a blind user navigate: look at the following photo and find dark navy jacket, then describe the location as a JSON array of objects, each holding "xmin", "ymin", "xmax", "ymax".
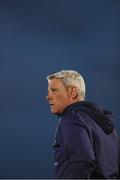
[{"xmin": 53, "ymin": 101, "xmax": 119, "ymax": 179}]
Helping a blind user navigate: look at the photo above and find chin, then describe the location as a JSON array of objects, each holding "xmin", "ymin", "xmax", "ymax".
[
  {"xmin": 52, "ymin": 111, "xmax": 59, "ymax": 115},
  {"xmin": 51, "ymin": 109, "xmax": 57, "ymax": 114},
  {"xmin": 51, "ymin": 109, "xmax": 60, "ymax": 114}
]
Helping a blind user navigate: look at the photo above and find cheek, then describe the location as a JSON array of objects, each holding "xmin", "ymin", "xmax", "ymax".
[{"xmin": 55, "ymin": 94, "xmax": 69, "ymax": 104}]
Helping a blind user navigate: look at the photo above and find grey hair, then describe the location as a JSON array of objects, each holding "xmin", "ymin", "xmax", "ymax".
[{"xmin": 47, "ymin": 70, "xmax": 86, "ymax": 100}]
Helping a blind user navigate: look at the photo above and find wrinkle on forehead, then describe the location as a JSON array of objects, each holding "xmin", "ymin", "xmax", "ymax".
[{"xmin": 48, "ymin": 78, "xmax": 66, "ymax": 90}]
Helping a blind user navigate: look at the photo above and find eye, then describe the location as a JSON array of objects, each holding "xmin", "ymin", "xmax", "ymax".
[{"xmin": 51, "ymin": 88, "xmax": 58, "ymax": 92}]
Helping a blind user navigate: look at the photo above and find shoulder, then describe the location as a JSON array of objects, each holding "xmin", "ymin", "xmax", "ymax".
[
  {"xmin": 60, "ymin": 110, "xmax": 89, "ymax": 130},
  {"xmin": 61, "ymin": 108, "xmax": 91, "ymax": 123},
  {"xmin": 58, "ymin": 111, "xmax": 94, "ymax": 149}
]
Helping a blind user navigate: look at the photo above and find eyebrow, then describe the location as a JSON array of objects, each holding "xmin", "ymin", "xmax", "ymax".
[{"xmin": 48, "ymin": 87, "xmax": 59, "ymax": 91}]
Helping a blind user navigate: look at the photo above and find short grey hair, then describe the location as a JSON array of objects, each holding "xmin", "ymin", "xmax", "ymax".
[{"xmin": 47, "ymin": 70, "xmax": 86, "ymax": 100}]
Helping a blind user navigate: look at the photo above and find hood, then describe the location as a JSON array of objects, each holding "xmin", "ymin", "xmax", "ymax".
[{"xmin": 61, "ymin": 101, "xmax": 114, "ymax": 135}]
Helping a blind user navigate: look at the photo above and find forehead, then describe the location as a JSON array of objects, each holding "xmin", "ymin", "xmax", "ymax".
[{"xmin": 48, "ymin": 78, "xmax": 64, "ymax": 88}]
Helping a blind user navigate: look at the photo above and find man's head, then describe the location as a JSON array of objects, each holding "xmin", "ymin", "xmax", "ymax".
[{"xmin": 46, "ymin": 70, "xmax": 86, "ymax": 114}]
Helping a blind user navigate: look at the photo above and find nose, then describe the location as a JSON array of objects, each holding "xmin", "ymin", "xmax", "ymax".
[
  {"xmin": 46, "ymin": 94, "xmax": 49, "ymax": 100},
  {"xmin": 46, "ymin": 95, "xmax": 49, "ymax": 100},
  {"xmin": 46, "ymin": 92, "xmax": 51, "ymax": 101}
]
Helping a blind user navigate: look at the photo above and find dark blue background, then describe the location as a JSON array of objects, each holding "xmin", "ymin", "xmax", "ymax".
[{"xmin": 0, "ymin": 0, "xmax": 120, "ymax": 178}]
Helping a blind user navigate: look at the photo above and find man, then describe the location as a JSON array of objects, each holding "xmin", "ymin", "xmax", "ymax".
[{"xmin": 46, "ymin": 70, "xmax": 119, "ymax": 179}]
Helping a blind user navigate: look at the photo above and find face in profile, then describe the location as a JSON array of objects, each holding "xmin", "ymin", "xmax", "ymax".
[{"xmin": 46, "ymin": 78, "xmax": 72, "ymax": 114}]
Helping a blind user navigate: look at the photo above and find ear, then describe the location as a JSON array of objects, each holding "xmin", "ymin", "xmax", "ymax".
[{"xmin": 68, "ymin": 86, "xmax": 78, "ymax": 99}]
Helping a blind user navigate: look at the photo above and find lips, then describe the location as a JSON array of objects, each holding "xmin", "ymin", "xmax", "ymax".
[{"xmin": 49, "ymin": 103, "xmax": 55, "ymax": 106}]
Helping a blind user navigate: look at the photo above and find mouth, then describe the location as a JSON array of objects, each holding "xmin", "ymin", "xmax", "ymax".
[{"xmin": 49, "ymin": 103, "xmax": 55, "ymax": 107}]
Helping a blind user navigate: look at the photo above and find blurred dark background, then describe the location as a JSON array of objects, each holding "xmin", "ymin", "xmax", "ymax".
[{"xmin": 0, "ymin": 0, "xmax": 120, "ymax": 178}]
